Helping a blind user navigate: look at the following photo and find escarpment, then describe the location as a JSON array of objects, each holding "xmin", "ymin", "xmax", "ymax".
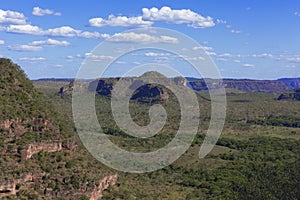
[{"xmin": 1, "ymin": 58, "xmax": 119, "ymax": 199}]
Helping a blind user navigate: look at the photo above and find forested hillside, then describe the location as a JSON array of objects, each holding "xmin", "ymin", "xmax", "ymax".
[{"xmin": 0, "ymin": 58, "xmax": 116, "ymax": 199}]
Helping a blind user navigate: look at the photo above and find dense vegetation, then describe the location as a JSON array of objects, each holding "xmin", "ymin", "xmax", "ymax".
[
  {"xmin": 1, "ymin": 58, "xmax": 299, "ymax": 199},
  {"xmin": 34, "ymin": 78, "xmax": 300, "ymax": 199},
  {"xmin": 0, "ymin": 58, "xmax": 53, "ymax": 120},
  {"xmin": 0, "ymin": 58, "xmax": 114, "ymax": 199},
  {"xmin": 247, "ymin": 115, "xmax": 300, "ymax": 128}
]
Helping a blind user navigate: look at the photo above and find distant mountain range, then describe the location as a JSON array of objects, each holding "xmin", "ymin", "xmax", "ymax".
[{"xmin": 35, "ymin": 77, "xmax": 300, "ymax": 94}]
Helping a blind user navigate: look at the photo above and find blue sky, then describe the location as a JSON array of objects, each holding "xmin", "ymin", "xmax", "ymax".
[{"xmin": 0, "ymin": 0, "xmax": 300, "ymax": 79}]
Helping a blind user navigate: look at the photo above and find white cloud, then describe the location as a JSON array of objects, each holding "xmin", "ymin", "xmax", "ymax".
[
  {"xmin": 0, "ymin": 9, "xmax": 27, "ymax": 25},
  {"xmin": 0, "ymin": 39, "xmax": 4, "ymax": 44},
  {"xmin": 218, "ymin": 53, "xmax": 233, "ymax": 58},
  {"xmin": 243, "ymin": 63, "xmax": 254, "ymax": 67},
  {"xmin": 234, "ymin": 60, "xmax": 241, "ymax": 63},
  {"xmin": 206, "ymin": 51, "xmax": 217, "ymax": 56},
  {"xmin": 46, "ymin": 26, "xmax": 108, "ymax": 38},
  {"xmin": 89, "ymin": 15, "xmax": 153, "ymax": 28},
  {"xmin": 32, "ymin": 7, "xmax": 61, "ymax": 16},
  {"xmin": 252, "ymin": 53, "xmax": 273, "ymax": 58},
  {"xmin": 4, "ymin": 24, "xmax": 109, "ymax": 39},
  {"xmin": 145, "ymin": 52, "xmax": 171, "ymax": 57},
  {"xmin": 19, "ymin": 57, "xmax": 46, "ymax": 61},
  {"xmin": 45, "ymin": 26, "xmax": 80, "ymax": 37},
  {"xmin": 193, "ymin": 45, "xmax": 217, "ymax": 57},
  {"xmin": 108, "ymin": 32, "xmax": 178, "ymax": 44},
  {"xmin": 29, "ymin": 39, "xmax": 70, "ymax": 47},
  {"xmin": 66, "ymin": 55, "xmax": 73, "ymax": 60},
  {"xmin": 79, "ymin": 31, "xmax": 110, "ymax": 39},
  {"xmin": 115, "ymin": 61, "xmax": 126, "ymax": 64},
  {"xmin": 278, "ymin": 54, "xmax": 300, "ymax": 63},
  {"xmin": 8, "ymin": 39, "xmax": 70, "ymax": 51},
  {"xmin": 216, "ymin": 58, "xmax": 228, "ymax": 61},
  {"xmin": 142, "ymin": 6, "xmax": 214, "ymax": 28},
  {"xmin": 133, "ymin": 61, "xmax": 141, "ymax": 65},
  {"xmin": 8, "ymin": 45, "xmax": 43, "ymax": 51},
  {"xmin": 231, "ymin": 29, "xmax": 241, "ymax": 34},
  {"xmin": 216, "ymin": 19, "xmax": 227, "ymax": 24},
  {"xmin": 192, "ymin": 46, "xmax": 214, "ymax": 55},
  {"xmin": 6, "ymin": 24, "xmax": 44, "ymax": 35},
  {"xmin": 85, "ymin": 53, "xmax": 114, "ymax": 61},
  {"xmin": 180, "ymin": 55, "xmax": 205, "ymax": 61}
]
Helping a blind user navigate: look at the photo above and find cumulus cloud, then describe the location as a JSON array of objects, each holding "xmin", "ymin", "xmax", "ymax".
[
  {"xmin": 9, "ymin": 39, "xmax": 70, "ymax": 51},
  {"xmin": 0, "ymin": 39, "xmax": 4, "ymax": 44},
  {"xmin": 29, "ymin": 39, "xmax": 70, "ymax": 47},
  {"xmin": 108, "ymin": 32, "xmax": 178, "ymax": 43},
  {"xmin": 193, "ymin": 45, "xmax": 216, "ymax": 56},
  {"xmin": 0, "ymin": 9, "xmax": 27, "ymax": 25},
  {"xmin": 243, "ymin": 63, "xmax": 254, "ymax": 67},
  {"xmin": 142, "ymin": 6, "xmax": 214, "ymax": 28},
  {"xmin": 8, "ymin": 45, "xmax": 43, "ymax": 51},
  {"xmin": 32, "ymin": 7, "xmax": 61, "ymax": 16},
  {"xmin": 4, "ymin": 24, "xmax": 108, "ymax": 39},
  {"xmin": 19, "ymin": 57, "xmax": 46, "ymax": 61},
  {"xmin": 46, "ymin": 26, "xmax": 80, "ymax": 37},
  {"xmin": 79, "ymin": 31, "xmax": 110, "ymax": 39},
  {"xmin": 89, "ymin": 15, "xmax": 153, "ymax": 27},
  {"xmin": 6, "ymin": 24, "xmax": 44, "ymax": 35}
]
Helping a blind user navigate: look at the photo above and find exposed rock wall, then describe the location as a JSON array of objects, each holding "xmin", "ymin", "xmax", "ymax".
[
  {"xmin": 278, "ymin": 92, "xmax": 300, "ymax": 101},
  {"xmin": 21, "ymin": 141, "xmax": 63, "ymax": 160},
  {"xmin": 90, "ymin": 174, "xmax": 118, "ymax": 200},
  {"xmin": 0, "ymin": 118, "xmax": 58, "ymax": 137},
  {"xmin": 0, "ymin": 173, "xmax": 40, "ymax": 198}
]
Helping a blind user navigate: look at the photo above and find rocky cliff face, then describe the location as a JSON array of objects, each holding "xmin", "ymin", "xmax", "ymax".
[
  {"xmin": 86, "ymin": 76, "xmax": 298, "ymax": 97},
  {"xmin": 188, "ymin": 79, "xmax": 292, "ymax": 93},
  {"xmin": 1, "ymin": 58, "xmax": 117, "ymax": 199},
  {"xmin": 85, "ymin": 72, "xmax": 187, "ymax": 104},
  {"xmin": 0, "ymin": 171, "xmax": 118, "ymax": 199},
  {"xmin": 278, "ymin": 78, "xmax": 300, "ymax": 89},
  {"xmin": 21, "ymin": 142, "xmax": 63, "ymax": 160},
  {"xmin": 0, "ymin": 118, "xmax": 59, "ymax": 138},
  {"xmin": 62, "ymin": 72, "xmax": 299, "ymax": 100},
  {"xmin": 278, "ymin": 91, "xmax": 300, "ymax": 101},
  {"xmin": 131, "ymin": 84, "xmax": 171, "ymax": 104},
  {"xmin": 0, "ymin": 173, "xmax": 42, "ymax": 198},
  {"xmin": 90, "ymin": 174, "xmax": 118, "ymax": 200}
]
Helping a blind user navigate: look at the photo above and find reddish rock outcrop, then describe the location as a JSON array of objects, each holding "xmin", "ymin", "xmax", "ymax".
[
  {"xmin": 0, "ymin": 118, "xmax": 59, "ymax": 137},
  {"xmin": 89, "ymin": 174, "xmax": 118, "ymax": 200},
  {"xmin": 0, "ymin": 173, "xmax": 40, "ymax": 198},
  {"xmin": 21, "ymin": 142, "xmax": 63, "ymax": 160}
]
